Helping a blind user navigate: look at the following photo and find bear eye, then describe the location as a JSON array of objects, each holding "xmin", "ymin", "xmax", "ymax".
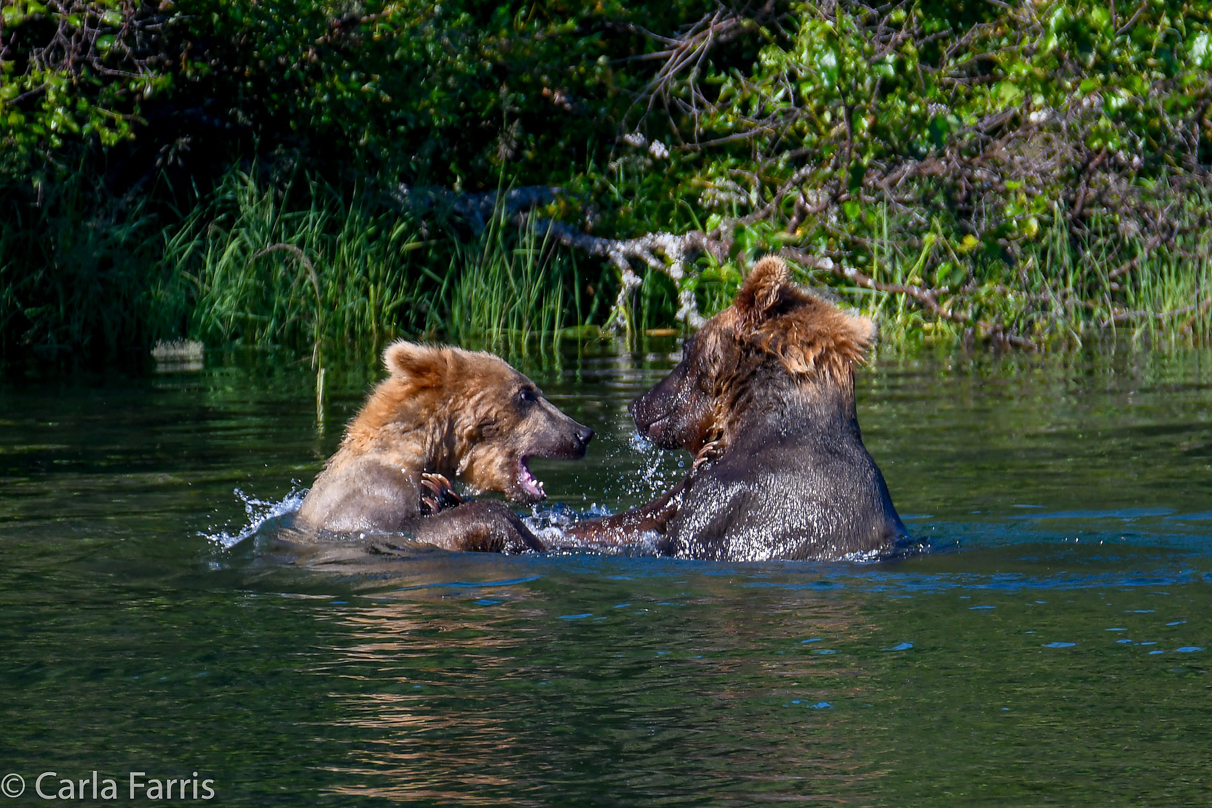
[{"xmin": 517, "ymin": 387, "xmax": 538, "ymax": 404}]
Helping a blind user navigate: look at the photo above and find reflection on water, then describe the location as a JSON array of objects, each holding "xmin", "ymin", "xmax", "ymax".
[
  {"xmin": 1, "ymin": 343, "xmax": 1210, "ymax": 805},
  {"xmin": 315, "ymin": 564, "xmax": 878, "ymax": 805}
]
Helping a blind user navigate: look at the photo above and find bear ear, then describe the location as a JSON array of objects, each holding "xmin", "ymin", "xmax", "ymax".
[
  {"xmin": 764, "ymin": 305, "xmax": 878, "ymax": 379},
  {"xmin": 382, "ymin": 340, "xmax": 448, "ymax": 385},
  {"xmin": 734, "ymin": 256, "xmax": 791, "ymax": 330},
  {"xmin": 847, "ymin": 311, "xmax": 878, "ymax": 347}
]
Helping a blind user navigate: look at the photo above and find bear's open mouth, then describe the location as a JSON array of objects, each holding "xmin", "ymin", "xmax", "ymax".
[{"xmin": 517, "ymin": 457, "xmax": 546, "ymax": 499}]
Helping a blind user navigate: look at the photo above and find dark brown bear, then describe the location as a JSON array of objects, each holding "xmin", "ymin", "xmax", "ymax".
[
  {"xmin": 566, "ymin": 256, "xmax": 905, "ymax": 561},
  {"xmin": 296, "ymin": 340, "xmax": 593, "ymax": 552}
]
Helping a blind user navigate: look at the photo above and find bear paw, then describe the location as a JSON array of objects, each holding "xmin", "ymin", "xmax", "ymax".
[{"xmin": 419, "ymin": 472, "xmax": 464, "ymax": 515}]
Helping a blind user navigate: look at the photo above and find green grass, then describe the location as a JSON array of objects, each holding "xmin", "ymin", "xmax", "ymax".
[
  {"xmin": 4, "ymin": 164, "xmax": 1211, "ymax": 369},
  {"xmin": 428, "ymin": 204, "xmax": 571, "ymax": 358},
  {"xmin": 800, "ymin": 200, "xmax": 1212, "ymax": 351},
  {"xmin": 165, "ymin": 170, "xmax": 431, "ymax": 366},
  {"xmin": 162, "ymin": 168, "xmax": 594, "ymax": 366}
]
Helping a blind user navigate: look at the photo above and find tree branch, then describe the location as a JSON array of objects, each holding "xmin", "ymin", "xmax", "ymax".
[{"xmin": 396, "ymin": 183, "xmax": 727, "ymax": 332}]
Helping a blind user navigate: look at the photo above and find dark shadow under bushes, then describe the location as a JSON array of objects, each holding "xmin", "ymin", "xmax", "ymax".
[{"xmin": 0, "ymin": 168, "xmax": 186, "ymax": 366}]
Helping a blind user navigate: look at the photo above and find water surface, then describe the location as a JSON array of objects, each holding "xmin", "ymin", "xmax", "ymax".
[{"xmin": 1, "ymin": 344, "xmax": 1210, "ymax": 805}]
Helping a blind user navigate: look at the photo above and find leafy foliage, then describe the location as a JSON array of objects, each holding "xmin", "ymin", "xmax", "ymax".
[
  {"xmin": 609, "ymin": 0, "xmax": 1212, "ymax": 341},
  {"xmin": 1, "ymin": 0, "xmax": 170, "ymax": 173},
  {"xmin": 1, "ymin": 0, "xmax": 1210, "ymax": 363}
]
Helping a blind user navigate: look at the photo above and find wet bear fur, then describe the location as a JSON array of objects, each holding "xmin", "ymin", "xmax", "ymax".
[
  {"xmin": 568, "ymin": 256, "xmax": 905, "ymax": 561},
  {"xmin": 296, "ymin": 340, "xmax": 593, "ymax": 552}
]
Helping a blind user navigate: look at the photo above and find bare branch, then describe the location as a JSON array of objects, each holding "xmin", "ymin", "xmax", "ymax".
[{"xmin": 396, "ymin": 183, "xmax": 727, "ymax": 331}]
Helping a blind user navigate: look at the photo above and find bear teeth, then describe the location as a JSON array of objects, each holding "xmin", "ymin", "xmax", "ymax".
[{"xmin": 517, "ymin": 458, "xmax": 545, "ymax": 498}]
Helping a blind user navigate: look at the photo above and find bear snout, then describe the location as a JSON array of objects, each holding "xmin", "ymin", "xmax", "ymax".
[
  {"xmin": 628, "ymin": 362, "xmax": 714, "ymax": 452},
  {"xmin": 555, "ymin": 419, "xmax": 592, "ymax": 458},
  {"xmin": 628, "ymin": 390, "xmax": 668, "ymax": 439},
  {"xmin": 531, "ymin": 408, "xmax": 593, "ymax": 459}
]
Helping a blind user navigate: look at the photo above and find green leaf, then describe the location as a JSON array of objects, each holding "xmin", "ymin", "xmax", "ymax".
[
  {"xmin": 1, "ymin": 5, "xmax": 25, "ymax": 26},
  {"xmin": 995, "ymin": 81, "xmax": 1024, "ymax": 108},
  {"xmin": 1191, "ymin": 32, "xmax": 1212, "ymax": 69}
]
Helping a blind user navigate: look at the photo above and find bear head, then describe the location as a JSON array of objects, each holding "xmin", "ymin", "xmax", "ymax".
[
  {"xmin": 630, "ymin": 256, "xmax": 876, "ymax": 454},
  {"xmin": 355, "ymin": 340, "xmax": 593, "ymax": 503}
]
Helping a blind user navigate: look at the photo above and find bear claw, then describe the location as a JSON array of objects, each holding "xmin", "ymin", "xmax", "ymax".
[
  {"xmin": 420, "ymin": 472, "xmax": 464, "ymax": 515},
  {"xmin": 693, "ymin": 440, "xmax": 723, "ymax": 470}
]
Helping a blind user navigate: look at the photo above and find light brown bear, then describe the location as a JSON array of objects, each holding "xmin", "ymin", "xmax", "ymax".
[
  {"xmin": 296, "ymin": 340, "xmax": 593, "ymax": 552},
  {"xmin": 565, "ymin": 256, "xmax": 905, "ymax": 561}
]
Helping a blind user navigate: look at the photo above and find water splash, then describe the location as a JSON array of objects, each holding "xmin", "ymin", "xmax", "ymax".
[
  {"xmin": 523, "ymin": 502, "xmax": 604, "ymax": 551},
  {"xmin": 202, "ymin": 486, "xmax": 307, "ymax": 550},
  {"xmin": 522, "ymin": 503, "xmax": 669, "ymax": 557},
  {"xmin": 588, "ymin": 431, "xmax": 683, "ymax": 505},
  {"xmin": 628, "ymin": 431, "xmax": 684, "ymax": 499}
]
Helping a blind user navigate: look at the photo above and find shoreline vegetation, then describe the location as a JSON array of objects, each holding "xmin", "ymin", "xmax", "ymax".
[{"xmin": 2, "ymin": 0, "xmax": 1209, "ymax": 368}]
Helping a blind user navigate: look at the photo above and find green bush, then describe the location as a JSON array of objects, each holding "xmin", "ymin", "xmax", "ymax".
[{"xmin": 1, "ymin": 0, "xmax": 1210, "ymax": 363}]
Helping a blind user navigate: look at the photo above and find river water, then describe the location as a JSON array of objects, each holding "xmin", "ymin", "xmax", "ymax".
[{"xmin": 1, "ymin": 342, "xmax": 1210, "ymax": 805}]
